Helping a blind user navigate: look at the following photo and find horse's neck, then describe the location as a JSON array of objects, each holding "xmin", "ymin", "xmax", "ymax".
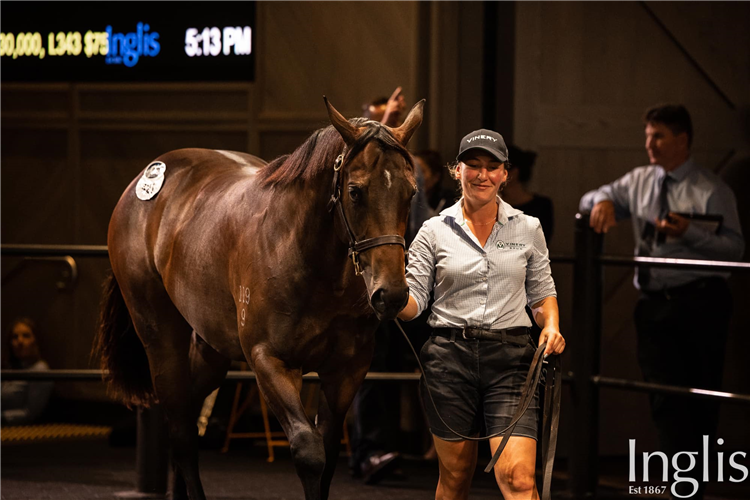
[
  {"xmin": 273, "ymin": 172, "xmax": 349, "ymax": 262},
  {"xmin": 257, "ymin": 178, "xmax": 361, "ymax": 303}
]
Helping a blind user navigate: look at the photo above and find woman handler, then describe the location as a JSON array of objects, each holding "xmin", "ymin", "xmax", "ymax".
[{"xmin": 398, "ymin": 129, "xmax": 565, "ymax": 500}]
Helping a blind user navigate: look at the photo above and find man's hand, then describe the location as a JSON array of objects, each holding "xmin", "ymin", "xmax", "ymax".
[
  {"xmin": 655, "ymin": 212, "xmax": 689, "ymax": 237},
  {"xmin": 589, "ymin": 200, "xmax": 617, "ymax": 233},
  {"xmin": 539, "ymin": 326, "xmax": 565, "ymax": 357},
  {"xmin": 382, "ymin": 86, "xmax": 406, "ymax": 127}
]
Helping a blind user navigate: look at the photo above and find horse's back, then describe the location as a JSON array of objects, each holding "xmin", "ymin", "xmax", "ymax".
[
  {"xmin": 111, "ymin": 148, "xmax": 259, "ymax": 241},
  {"xmin": 153, "ymin": 148, "xmax": 266, "ymax": 187}
]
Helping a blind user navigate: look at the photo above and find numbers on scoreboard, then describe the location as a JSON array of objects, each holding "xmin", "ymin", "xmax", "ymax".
[{"xmin": 184, "ymin": 26, "xmax": 251, "ymax": 57}]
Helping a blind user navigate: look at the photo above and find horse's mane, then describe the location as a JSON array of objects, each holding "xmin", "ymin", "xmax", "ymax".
[{"xmin": 258, "ymin": 118, "xmax": 413, "ymax": 188}]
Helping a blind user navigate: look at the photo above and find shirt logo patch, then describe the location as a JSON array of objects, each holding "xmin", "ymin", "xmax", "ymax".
[{"xmin": 497, "ymin": 241, "xmax": 525, "ymax": 250}]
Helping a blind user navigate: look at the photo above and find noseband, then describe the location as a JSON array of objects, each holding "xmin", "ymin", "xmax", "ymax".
[{"xmin": 326, "ymin": 149, "xmax": 406, "ymax": 276}]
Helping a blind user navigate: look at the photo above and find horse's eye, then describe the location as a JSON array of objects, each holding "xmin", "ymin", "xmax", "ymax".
[{"xmin": 348, "ymin": 186, "xmax": 362, "ymax": 203}]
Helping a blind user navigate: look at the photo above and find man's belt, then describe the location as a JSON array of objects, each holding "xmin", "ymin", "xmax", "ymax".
[
  {"xmin": 642, "ymin": 276, "xmax": 725, "ymax": 300},
  {"xmin": 433, "ymin": 326, "xmax": 529, "ymax": 344}
]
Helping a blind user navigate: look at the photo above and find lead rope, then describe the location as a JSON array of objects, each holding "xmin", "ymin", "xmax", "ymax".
[{"xmin": 392, "ymin": 318, "xmax": 561, "ymax": 500}]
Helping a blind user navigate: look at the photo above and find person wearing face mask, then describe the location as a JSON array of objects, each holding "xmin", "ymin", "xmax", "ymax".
[
  {"xmin": 2, "ymin": 317, "xmax": 54, "ymax": 425},
  {"xmin": 398, "ymin": 129, "xmax": 565, "ymax": 500},
  {"xmin": 579, "ymin": 104, "xmax": 744, "ymax": 500}
]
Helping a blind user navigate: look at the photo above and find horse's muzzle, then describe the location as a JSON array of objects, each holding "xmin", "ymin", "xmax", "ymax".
[{"xmin": 370, "ymin": 285, "xmax": 409, "ymax": 321}]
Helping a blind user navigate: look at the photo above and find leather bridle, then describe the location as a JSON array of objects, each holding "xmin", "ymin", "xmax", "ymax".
[{"xmin": 326, "ymin": 148, "xmax": 406, "ymax": 276}]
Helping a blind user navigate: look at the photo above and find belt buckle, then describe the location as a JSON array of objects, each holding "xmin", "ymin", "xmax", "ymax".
[{"xmin": 462, "ymin": 327, "xmax": 470, "ymax": 340}]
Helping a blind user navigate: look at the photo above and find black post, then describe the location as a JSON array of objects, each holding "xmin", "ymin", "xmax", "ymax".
[
  {"xmin": 569, "ymin": 214, "xmax": 603, "ymax": 497},
  {"xmin": 116, "ymin": 406, "xmax": 169, "ymax": 499}
]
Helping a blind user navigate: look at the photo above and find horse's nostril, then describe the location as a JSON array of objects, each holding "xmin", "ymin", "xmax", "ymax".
[
  {"xmin": 371, "ymin": 288, "xmax": 387, "ymax": 313},
  {"xmin": 370, "ymin": 287, "xmax": 408, "ymax": 317}
]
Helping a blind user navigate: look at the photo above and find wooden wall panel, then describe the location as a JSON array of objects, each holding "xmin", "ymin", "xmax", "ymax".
[
  {"xmin": 0, "ymin": 85, "xmax": 69, "ymax": 118},
  {"xmin": 258, "ymin": 131, "xmax": 313, "ymax": 164},
  {"xmin": 259, "ymin": 2, "xmax": 419, "ymax": 120},
  {"xmin": 78, "ymin": 85, "xmax": 249, "ymax": 118},
  {"xmin": 1, "ymin": 130, "xmax": 73, "ymax": 244},
  {"xmin": 646, "ymin": 1, "xmax": 750, "ymax": 107}
]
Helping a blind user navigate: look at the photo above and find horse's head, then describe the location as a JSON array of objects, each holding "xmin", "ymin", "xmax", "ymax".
[{"xmin": 325, "ymin": 97, "xmax": 425, "ymax": 321}]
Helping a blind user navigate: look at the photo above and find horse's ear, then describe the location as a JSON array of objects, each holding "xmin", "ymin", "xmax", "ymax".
[
  {"xmin": 392, "ymin": 99, "xmax": 425, "ymax": 146},
  {"xmin": 324, "ymin": 96, "xmax": 358, "ymax": 145}
]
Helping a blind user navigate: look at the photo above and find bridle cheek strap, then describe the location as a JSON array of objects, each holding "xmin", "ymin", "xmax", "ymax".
[{"xmin": 328, "ymin": 151, "xmax": 406, "ymax": 276}]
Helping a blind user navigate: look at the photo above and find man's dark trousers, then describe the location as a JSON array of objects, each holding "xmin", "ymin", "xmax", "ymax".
[{"xmin": 634, "ymin": 277, "xmax": 732, "ymax": 499}]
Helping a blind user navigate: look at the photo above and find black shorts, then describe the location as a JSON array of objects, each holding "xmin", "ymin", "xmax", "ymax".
[{"xmin": 419, "ymin": 330, "xmax": 540, "ymax": 442}]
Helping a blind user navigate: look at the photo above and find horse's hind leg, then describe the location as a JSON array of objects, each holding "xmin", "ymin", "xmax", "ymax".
[
  {"xmin": 169, "ymin": 332, "xmax": 231, "ymax": 499},
  {"xmin": 122, "ymin": 288, "xmax": 212, "ymax": 500},
  {"xmin": 250, "ymin": 346, "xmax": 325, "ymax": 500},
  {"xmin": 317, "ymin": 359, "xmax": 371, "ymax": 500}
]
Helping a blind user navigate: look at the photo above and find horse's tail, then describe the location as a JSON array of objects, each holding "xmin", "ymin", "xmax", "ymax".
[{"xmin": 92, "ymin": 272, "xmax": 156, "ymax": 408}]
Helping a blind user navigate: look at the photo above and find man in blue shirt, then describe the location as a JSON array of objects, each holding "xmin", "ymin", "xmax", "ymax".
[{"xmin": 580, "ymin": 104, "xmax": 744, "ymax": 500}]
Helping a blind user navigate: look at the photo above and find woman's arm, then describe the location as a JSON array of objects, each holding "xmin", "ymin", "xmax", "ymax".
[{"xmin": 531, "ymin": 296, "xmax": 566, "ymax": 356}]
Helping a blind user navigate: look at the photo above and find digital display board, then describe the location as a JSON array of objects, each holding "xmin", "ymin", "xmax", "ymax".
[{"xmin": 0, "ymin": 1, "xmax": 255, "ymax": 82}]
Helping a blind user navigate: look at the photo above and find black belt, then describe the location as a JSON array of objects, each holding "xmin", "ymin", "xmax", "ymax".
[
  {"xmin": 642, "ymin": 276, "xmax": 725, "ymax": 300},
  {"xmin": 433, "ymin": 326, "xmax": 529, "ymax": 344}
]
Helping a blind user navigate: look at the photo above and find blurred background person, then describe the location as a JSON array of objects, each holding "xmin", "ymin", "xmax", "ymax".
[
  {"xmin": 579, "ymin": 104, "xmax": 744, "ymax": 500},
  {"xmin": 503, "ymin": 145, "xmax": 554, "ymax": 242},
  {"xmin": 2, "ymin": 317, "xmax": 54, "ymax": 425},
  {"xmin": 413, "ymin": 150, "xmax": 459, "ymax": 216},
  {"xmin": 363, "ymin": 86, "xmax": 407, "ymax": 128}
]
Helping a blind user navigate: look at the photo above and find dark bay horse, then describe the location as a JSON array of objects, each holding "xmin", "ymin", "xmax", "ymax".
[{"xmin": 94, "ymin": 98, "xmax": 424, "ymax": 500}]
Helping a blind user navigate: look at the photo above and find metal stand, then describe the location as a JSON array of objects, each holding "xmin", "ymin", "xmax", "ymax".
[
  {"xmin": 569, "ymin": 214, "xmax": 602, "ymax": 498},
  {"xmin": 115, "ymin": 406, "xmax": 169, "ymax": 499}
]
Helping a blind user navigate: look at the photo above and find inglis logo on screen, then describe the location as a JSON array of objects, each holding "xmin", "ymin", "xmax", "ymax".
[{"xmin": 105, "ymin": 23, "xmax": 160, "ymax": 67}]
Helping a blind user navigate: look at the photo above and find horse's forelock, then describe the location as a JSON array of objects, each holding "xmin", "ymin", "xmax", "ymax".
[{"xmin": 344, "ymin": 121, "xmax": 412, "ymax": 170}]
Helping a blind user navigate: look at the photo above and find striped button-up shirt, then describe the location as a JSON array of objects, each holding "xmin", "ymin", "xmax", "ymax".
[
  {"xmin": 405, "ymin": 196, "xmax": 557, "ymax": 330},
  {"xmin": 579, "ymin": 157, "xmax": 744, "ymax": 291}
]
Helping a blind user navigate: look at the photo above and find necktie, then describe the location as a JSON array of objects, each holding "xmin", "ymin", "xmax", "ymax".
[{"xmin": 637, "ymin": 174, "xmax": 670, "ymax": 289}]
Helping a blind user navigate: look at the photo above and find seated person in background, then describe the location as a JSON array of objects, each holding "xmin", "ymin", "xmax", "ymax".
[
  {"xmin": 414, "ymin": 150, "xmax": 459, "ymax": 215},
  {"xmin": 503, "ymin": 145, "xmax": 554, "ymax": 242},
  {"xmin": 2, "ymin": 317, "xmax": 54, "ymax": 425}
]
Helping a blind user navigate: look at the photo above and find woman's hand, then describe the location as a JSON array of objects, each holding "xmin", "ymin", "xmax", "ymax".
[
  {"xmin": 539, "ymin": 326, "xmax": 565, "ymax": 357},
  {"xmin": 397, "ymin": 295, "xmax": 419, "ymax": 321}
]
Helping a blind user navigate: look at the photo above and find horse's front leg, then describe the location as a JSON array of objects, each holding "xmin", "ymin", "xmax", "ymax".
[
  {"xmin": 317, "ymin": 356, "xmax": 371, "ymax": 500},
  {"xmin": 251, "ymin": 346, "xmax": 325, "ymax": 500}
]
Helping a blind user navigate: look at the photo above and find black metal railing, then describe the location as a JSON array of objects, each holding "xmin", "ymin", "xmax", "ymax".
[{"xmin": 568, "ymin": 213, "xmax": 750, "ymax": 498}]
